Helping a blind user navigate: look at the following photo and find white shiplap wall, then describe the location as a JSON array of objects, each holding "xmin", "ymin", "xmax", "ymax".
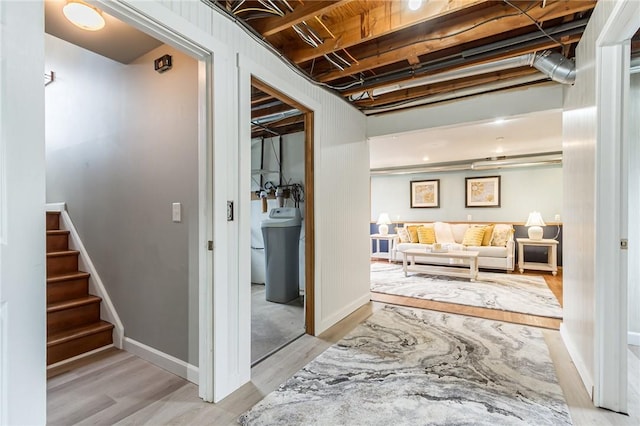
[
  {"xmin": 0, "ymin": 1, "xmax": 47, "ymax": 423},
  {"xmin": 561, "ymin": 0, "xmax": 616, "ymax": 402},
  {"xmin": 126, "ymin": 0, "xmax": 369, "ymax": 401}
]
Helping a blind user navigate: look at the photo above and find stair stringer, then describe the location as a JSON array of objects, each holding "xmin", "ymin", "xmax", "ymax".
[{"xmin": 46, "ymin": 203, "xmax": 124, "ymax": 348}]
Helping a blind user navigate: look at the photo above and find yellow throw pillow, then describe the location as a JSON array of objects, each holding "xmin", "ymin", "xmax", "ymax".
[
  {"xmin": 417, "ymin": 226, "xmax": 436, "ymax": 244},
  {"xmin": 406, "ymin": 225, "xmax": 420, "ymax": 243},
  {"xmin": 462, "ymin": 226, "xmax": 486, "ymax": 246},
  {"xmin": 482, "ymin": 224, "xmax": 495, "ymax": 246}
]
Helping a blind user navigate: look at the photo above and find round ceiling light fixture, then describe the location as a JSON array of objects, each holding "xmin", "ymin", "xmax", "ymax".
[
  {"xmin": 63, "ymin": 1, "xmax": 106, "ymax": 31},
  {"xmin": 408, "ymin": 0, "xmax": 422, "ymax": 11}
]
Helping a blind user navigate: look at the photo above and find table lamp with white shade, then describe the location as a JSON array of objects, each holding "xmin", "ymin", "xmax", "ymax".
[
  {"xmin": 376, "ymin": 213, "xmax": 391, "ymax": 235},
  {"xmin": 525, "ymin": 211, "xmax": 546, "ymax": 240}
]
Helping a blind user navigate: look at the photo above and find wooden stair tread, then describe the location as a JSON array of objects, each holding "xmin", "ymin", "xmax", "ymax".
[
  {"xmin": 47, "ymin": 271, "xmax": 90, "ymax": 283},
  {"xmin": 47, "ymin": 250, "xmax": 79, "ymax": 258},
  {"xmin": 47, "ymin": 295, "xmax": 102, "ymax": 313},
  {"xmin": 47, "ymin": 230, "xmax": 69, "ymax": 235},
  {"xmin": 47, "ymin": 321, "xmax": 114, "ymax": 347}
]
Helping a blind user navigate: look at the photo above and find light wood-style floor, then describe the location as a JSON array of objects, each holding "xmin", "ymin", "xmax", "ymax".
[
  {"xmin": 48, "ymin": 270, "xmax": 639, "ymax": 425},
  {"xmin": 371, "ymin": 261, "xmax": 563, "ymax": 329}
]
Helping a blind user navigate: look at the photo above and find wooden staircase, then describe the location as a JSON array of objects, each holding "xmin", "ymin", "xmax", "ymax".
[{"xmin": 46, "ymin": 211, "xmax": 114, "ymax": 365}]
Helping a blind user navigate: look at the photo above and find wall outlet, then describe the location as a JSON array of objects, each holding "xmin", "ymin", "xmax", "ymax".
[
  {"xmin": 554, "ymin": 214, "xmax": 561, "ymax": 221},
  {"xmin": 467, "ymin": 214, "xmax": 472, "ymax": 221}
]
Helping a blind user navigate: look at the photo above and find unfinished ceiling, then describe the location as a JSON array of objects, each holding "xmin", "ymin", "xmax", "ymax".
[{"xmin": 209, "ymin": 0, "xmax": 598, "ymax": 128}]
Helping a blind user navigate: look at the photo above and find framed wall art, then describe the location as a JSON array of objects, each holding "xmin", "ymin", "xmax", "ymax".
[
  {"xmin": 410, "ymin": 179, "xmax": 440, "ymax": 208},
  {"xmin": 465, "ymin": 176, "xmax": 501, "ymax": 207}
]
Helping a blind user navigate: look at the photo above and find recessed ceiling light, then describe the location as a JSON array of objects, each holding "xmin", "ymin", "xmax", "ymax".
[
  {"xmin": 495, "ymin": 147, "xmax": 504, "ymax": 154},
  {"xmin": 422, "ymin": 156, "xmax": 429, "ymax": 161},
  {"xmin": 493, "ymin": 118, "xmax": 505, "ymax": 125},
  {"xmin": 63, "ymin": 1, "xmax": 106, "ymax": 31},
  {"xmin": 408, "ymin": 0, "xmax": 422, "ymax": 11}
]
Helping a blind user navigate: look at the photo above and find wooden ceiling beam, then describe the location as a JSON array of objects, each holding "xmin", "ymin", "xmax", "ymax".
[
  {"xmin": 253, "ymin": 0, "xmax": 350, "ymax": 37},
  {"xmin": 354, "ymin": 67, "xmax": 542, "ymax": 108},
  {"xmin": 289, "ymin": 0, "xmax": 487, "ymax": 64},
  {"xmin": 317, "ymin": 0, "xmax": 594, "ymax": 82},
  {"xmin": 340, "ymin": 33, "xmax": 582, "ymax": 96}
]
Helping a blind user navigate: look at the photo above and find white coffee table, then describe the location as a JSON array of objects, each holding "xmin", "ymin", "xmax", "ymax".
[{"xmin": 402, "ymin": 249, "xmax": 480, "ymax": 281}]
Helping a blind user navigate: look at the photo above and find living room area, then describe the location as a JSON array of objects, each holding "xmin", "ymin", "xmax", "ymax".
[{"xmin": 366, "ymin": 82, "xmax": 564, "ymax": 323}]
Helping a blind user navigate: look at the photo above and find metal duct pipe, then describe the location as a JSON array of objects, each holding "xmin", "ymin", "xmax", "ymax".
[
  {"xmin": 370, "ymin": 153, "xmax": 562, "ymax": 176},
  {"xmin": 471, "ymin": 153, "xmax": 562, "ymax": 170},
  {"xmin": 532, "ymin": 51, "xmax": 576, "ymax": 85},
  {"xmin": 352, "ymin": 50, "xmax": 575, "ymax": 102},
  {"xmin": 362, "ymin": 73, "xmax": 548, "ymax": 115},
  {"xmin": 350, "ymin": 54, "xmax": 536, "ymax": 100},
  {"xmin": 251, "ymin": 108, "xmax": 302, "ymax": 125}
]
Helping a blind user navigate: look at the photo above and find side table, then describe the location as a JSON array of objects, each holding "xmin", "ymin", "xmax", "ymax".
[
  {"xmin": 370, "ymin": 233, "xmax": 397, "ymax": 262},
  {"xmin": 517, "ymin": 238, "xmax": 559, "ymax": 276}
]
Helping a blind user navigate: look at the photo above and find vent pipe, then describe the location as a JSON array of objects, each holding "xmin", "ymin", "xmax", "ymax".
[
  {"xmin": 370, "ymin": 152, "xmax": 562, "ymax": 176},
  {"xmin": 532, "ymin": 51, "xmax": 576, "ymax": 85},
  {"xmin": 352, "ymin": 51, "xmax": 575, "ymax": 102}
]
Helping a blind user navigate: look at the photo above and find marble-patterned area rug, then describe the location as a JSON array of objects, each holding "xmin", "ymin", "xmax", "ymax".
[
  {"xmin": 370, "ymin": 263, "xmax": 562, "ymax": 318},
  {"xmin": 239, "ymin": 306, "xmax": 572, "ymax": 425}
]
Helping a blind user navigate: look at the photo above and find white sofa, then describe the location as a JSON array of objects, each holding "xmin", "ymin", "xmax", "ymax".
[{"xmin": 392, "ymin": 222, "xmax": 515, "ymax": 272}]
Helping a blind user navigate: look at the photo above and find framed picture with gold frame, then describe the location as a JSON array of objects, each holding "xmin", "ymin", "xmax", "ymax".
[
  {"xmin": 465, "ymin": 176, "xmax": 501, "ymax": 207},
  {"xmin": 410, "ymin": 179, "xmax": 440, "ymax": 208}
]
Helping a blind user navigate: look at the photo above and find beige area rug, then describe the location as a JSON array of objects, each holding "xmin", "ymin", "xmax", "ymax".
[
  {"xmin": 239, "ymin": 305, "xmax": 572, "ymax": 425},
  {"xmin": 370, "ymin": 263, "xmax": 562, "ymax": 318}
]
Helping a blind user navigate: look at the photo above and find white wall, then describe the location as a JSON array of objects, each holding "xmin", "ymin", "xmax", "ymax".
[
  {"xmin": 250, "ymin": 133, "xmax": 305, "ymax": 289},
  {"xmin": 371, "ymin": 165, "xmax": 562, "ymax": 223},
  {"xmin": 0, "ymin": 1, "xmax": 47, "ymax": 424},
  {"xmin": 561, "ymin": 0, "xmax": 616, "ymax": 401},
  {"xmin": 629, "ymin": 71, "xmax": 640, "ymax": 344},
  {"xmin": 45, "ymin": 35, "xmax": 200, "ymax": 365},
  {"xmin": 110, "ymin": 0, "xmax": 369, "ymax": 401}
]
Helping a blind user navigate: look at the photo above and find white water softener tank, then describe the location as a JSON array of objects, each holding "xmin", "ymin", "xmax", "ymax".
[{"xmin": 260, "ymin": 207, "xmax": 302, "ymax": 303}]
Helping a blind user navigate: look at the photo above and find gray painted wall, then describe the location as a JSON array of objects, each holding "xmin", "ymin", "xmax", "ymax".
[
  {"xmin": 371, "ymin": 164, "xmax": 562, "ymax": 223},
  {"xmin": 45, "ymin": 34, "xmax": 199, "ymax": 364}
]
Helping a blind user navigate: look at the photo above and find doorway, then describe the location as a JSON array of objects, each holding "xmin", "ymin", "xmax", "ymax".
[
  {"xmin": 43, "ymin": 0, "xmax": 214, "ymax": 399},
  {"xmin": 247, "ymin": 77, "xmax": 315, "ymax": 365}
]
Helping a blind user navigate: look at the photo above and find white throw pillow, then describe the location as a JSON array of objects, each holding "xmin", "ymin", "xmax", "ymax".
[
  {"xmin": 434, "ymin": 222, "xmax": 456, "ymax": 243},
  {"xmin": 450, "ymin": 224, "xmax": 470, "ymax": 243}
]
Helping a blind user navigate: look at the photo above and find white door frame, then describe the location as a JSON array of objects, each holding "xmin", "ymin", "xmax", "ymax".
[
  {"xmin": 93, "ymin": 0, "xmax": 224, "ymax": 402},
  {"xmin": 594, "ymin": 0, "xmax": 640, "ymax": 412}
]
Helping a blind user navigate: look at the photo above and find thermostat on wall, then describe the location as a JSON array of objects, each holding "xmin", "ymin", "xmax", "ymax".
[{"xmin": 154, "ymin": 54, "xmax": 172, "ymax": 73}]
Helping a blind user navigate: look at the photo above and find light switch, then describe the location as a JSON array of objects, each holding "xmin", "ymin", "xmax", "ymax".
[
  {"xmin": 554, "ymin": 214, "xmax": 561, "ymax": 221},
  {"xmin": 172, "ymin": 203, "xmax": 181, "ymax": 222}
]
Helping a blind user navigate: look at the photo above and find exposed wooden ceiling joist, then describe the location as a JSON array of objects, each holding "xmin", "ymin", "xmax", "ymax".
[
  {"xmin": 314, "ymin": 1, "xmax": 594, "ymax": 83},
  {"xmin": 213, "ymin": 0, "xmax": 597, "ymax": 115},
  {"xmin": 340, "ymin": 32, "xmax": 583, "ymax": 97},
  {"xmin": 253, "ymin": 0, "xmax": 351, "ymax": 37},
  {"xmin": 288, "ymin": 0, "xmax": 488, "ymax": 64}
]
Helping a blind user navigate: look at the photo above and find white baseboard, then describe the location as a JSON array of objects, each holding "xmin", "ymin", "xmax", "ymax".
[
  {"xmin": 123, "ymin": 337, "xmax": 199, "ymax": 384},
  {"xmin": 629, "ymin": 331, "xmax": 640, "ymax": 346},
  {"xmin": 315, "ymin": 292, "xmax": 371, "ymax": 335},
  {"xmin": 560, "ymin": 324, "xmax": 594, "ymax": 399}
]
